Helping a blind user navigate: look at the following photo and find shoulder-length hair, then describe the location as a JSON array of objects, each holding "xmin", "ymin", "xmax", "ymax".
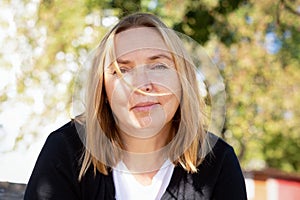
[{"xmin": 77, "ymin": 13, "xmax": 209, "ymax": 180}]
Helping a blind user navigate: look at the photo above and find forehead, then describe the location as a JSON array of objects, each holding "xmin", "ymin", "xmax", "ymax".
[{"xmin": 114, "ymin": 27, "xmax": 170, "ymax": 58}]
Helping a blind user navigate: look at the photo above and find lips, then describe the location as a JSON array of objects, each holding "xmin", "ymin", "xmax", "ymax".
[{"xmin": 131, "ymin": 102, "xmax": 160, "ymax": 112}]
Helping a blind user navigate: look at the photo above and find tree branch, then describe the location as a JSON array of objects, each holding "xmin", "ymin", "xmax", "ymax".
[{"xmin": 282, "ymin": 0, "xmax": 300, "ymax": 16}]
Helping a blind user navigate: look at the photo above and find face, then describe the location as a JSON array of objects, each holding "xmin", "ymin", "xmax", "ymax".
[{"xmin": 104, "ymin": 27, "xmax": 181, "ymax": 139}]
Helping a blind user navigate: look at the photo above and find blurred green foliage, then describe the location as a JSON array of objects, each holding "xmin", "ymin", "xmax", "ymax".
[{"xmin": 3, "ymin": 0, "xmax": 299, "ymax": 173}]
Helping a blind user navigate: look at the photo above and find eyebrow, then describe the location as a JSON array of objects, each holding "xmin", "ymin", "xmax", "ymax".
[
  {"xmin": 116, "ymin": 53, "xmax": 172, "ymax": 64},
  {"xmin": 148, "ymin": 53, "xmax": 173, "ymax": 61},
  {"xmin": 116, "ymin": 58, "xmax": 131, "ymax": 64}
]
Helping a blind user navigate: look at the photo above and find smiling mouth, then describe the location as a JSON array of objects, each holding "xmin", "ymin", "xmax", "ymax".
[{"xmin": 131, "ymin": 102, "xmax": 160, "ymax": 112}]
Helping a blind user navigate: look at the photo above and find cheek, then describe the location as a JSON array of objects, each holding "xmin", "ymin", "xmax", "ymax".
[
  {"xmin": 156, "ymin": 76, "xmax": 181, "ymax": 105},
  {"xmin": 158, "ymin": 92, "xmax": 181, "ymax": 120},
  {"xmin": 164, "ymin": 82, "xmax": 181, "ymax": 119},
  {"xmin": 104, "ymin": 75, "xmax": 131, "ymax": 110},
  {"xmin": 157, "ymin": 72, "xmax": 181, "ymax": 100}
]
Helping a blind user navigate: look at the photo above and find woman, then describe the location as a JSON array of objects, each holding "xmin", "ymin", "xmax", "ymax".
[{"xmin": 25, "ymin": 13, "xmax": 247, "ymax": 199}]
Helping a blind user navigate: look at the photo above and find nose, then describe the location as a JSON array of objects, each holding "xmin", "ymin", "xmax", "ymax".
[
  {"xmin": 132, "ymin": 65, "xmax": 153, "ymax": 94},
  {"xmin": 139, "ymin": 82, "xmax": 153, "ymax": 93}
]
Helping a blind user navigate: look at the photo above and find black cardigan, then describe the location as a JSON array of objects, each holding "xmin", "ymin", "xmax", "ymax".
[{"xmin": 24, "ymin": 121, "xmax": 247, "ymax": 199}]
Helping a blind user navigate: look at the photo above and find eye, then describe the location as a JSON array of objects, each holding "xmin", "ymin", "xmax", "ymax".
[
  {"xmin": 119, "ymin": 67, "xmax": 129, "ymax": 73},
  {"xmin": 112, "ymin": 67, "xmax": 130, "ymax": 76},
  {"xmin": 151, "ymin": 63, "xmax": 168, "ymax": 70}
]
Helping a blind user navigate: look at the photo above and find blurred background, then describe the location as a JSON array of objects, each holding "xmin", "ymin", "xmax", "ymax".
[{"xmin": 0, "ymin": 0, "xmax": 299, "ymax": 199}]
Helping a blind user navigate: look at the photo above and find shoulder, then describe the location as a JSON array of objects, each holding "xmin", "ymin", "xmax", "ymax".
[
  {"xmin": 33, "ymin": 120, "xmax": 85, "ymax": 174},
  {"xmin": 199, "ymin": 132, "xmax": 242, "ymax": 177},
  {"xmin": 207, "ymin": 132, "xmax": 233, "ymax": 152},
  {"xmin": 47, "ymin": 120, "xmax": 82, "ymax": 144},
  {"xmin": 206, "ymin": 132, "xmax": 236, "ymax": 161},
  {"xmin": 24, "ymin": 121, "xmax": 85, "ymax": 199},
  {"xmin": 198, "ymin": 132, "xmax": 247, "ymax": 199},
  {"xmin": 164, "ymin": 133, "xmax": 247, "ymax": 199},
  {"xmin": 44, "ymin": 120, "xmax": 84, "ymax": 156}
]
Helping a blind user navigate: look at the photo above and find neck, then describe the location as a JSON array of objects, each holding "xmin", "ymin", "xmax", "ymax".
[
  {"xmin": 119, "ymin": 122, "xmax": 174, "ymax": 173},
  {"xmin": 120, "ymin": 122, "xmax": 173, "ymax": 153}
]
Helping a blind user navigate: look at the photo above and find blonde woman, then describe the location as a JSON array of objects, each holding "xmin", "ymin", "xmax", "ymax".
[{"xmin": 25, "ymin": 13, "xmax": 247, "ymax": 199}]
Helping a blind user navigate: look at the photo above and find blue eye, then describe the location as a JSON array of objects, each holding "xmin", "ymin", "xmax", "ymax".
[{"xmin": 151, "ymin": 64, "xmax": 168, "ymax": 70}]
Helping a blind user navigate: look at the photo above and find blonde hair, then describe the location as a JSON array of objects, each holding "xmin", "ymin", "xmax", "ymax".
[{"xmin": 77, "ymin": 13, "xmax": 209, "ymax": 180}]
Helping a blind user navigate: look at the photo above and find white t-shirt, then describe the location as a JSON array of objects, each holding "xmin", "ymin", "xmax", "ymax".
[{"xmin": 113, "ymin": 159, "xmax": 174, "ymax": 200}]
